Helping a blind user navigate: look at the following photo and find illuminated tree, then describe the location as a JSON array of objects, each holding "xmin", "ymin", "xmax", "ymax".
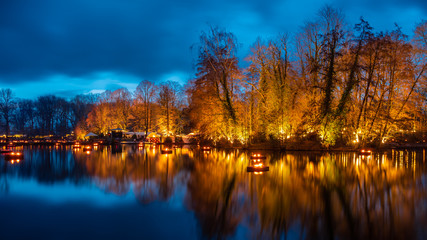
[
  {"xmin": 110, "ymin": 88, "xmax": 132, "ymax": 130},
  {"xmin": 157, "ymin": 81, "xmax": 180, "ymax": 135},
  {"xmin": 295, "ymin": 20, "xmax": 323, "ymax": 129},
  {"xmin": 411, "ymin": 20, "xmax": 427, "ymax": 132},
  {"xmin": 336, "ymin": 18, "xmax": 372, "ymax": 116},
  {"xmin": 189, "ymin": 26, "xmax": 241, "ymax": 140},
  {"xmin": 318, "ymin": 6, "xmax": 345, "ymax": 118},
  {"xmin": 246, "ymin": 35, "xmax": 299, "ymax": 142},
  {"xmin": 133, "ymin": 80, "xmax": 157, "ymax": 134},
  {"xmin": 70, "ymin": 94, "xmax": 97, "ymax": 130},
  {"xmin": 86, "ymin": 90, "xmax": 114, "ymax": 135}
]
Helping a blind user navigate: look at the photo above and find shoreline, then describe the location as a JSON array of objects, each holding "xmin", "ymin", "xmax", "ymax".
[{"xmin": 2, "ymin": 138, "xmax": 427, "ymax": 152}]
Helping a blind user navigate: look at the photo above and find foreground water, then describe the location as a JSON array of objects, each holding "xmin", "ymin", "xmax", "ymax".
[{"xmin": 0, "ymin": 145, "xmax": 426, "ymax": 240}]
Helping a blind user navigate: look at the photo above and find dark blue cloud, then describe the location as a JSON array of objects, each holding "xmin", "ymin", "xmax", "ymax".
[
  {"xmin": 0, "ymin": 0, "xmax": 425, "ymax": 98},
  {"xmin": 0, "ymin": 0, "xmax": 203, "ymax": 83}
]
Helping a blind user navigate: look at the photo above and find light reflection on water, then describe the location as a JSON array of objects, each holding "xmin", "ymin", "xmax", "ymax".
[{"xmin": 0, "ymin": 145, "xmax": 427, "ymax": 240}]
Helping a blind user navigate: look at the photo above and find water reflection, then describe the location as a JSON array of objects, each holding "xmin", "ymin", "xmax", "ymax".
[{"xmin": 0, "ymin": 146, "xmax": 427, "ymax": 239}]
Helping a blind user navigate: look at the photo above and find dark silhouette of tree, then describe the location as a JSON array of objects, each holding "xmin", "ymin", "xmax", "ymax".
[
  {"xmin": 0, "ymin": 88, "xmax": 15, "ymax": 138},
  {"xmin": 14, "ymin": 99, "xmax": 35, "ymax": 135}
]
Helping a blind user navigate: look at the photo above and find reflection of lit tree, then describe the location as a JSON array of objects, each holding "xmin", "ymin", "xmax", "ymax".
[
  {"xmin": 185, "ymin": 150, "xmax": 246, "ymax": 239},
  {"xmin": 3, "ymin": 146, "xmax": 427, "ymax": 239},
  {"xmin": 156, "ymin": 153, "xmax": 174, "ymax": 200},
  {"xmin": 133, "ymin": 148, "xmax": 183, "ymax": 204},
  {"xmin": 248, "ymin": 152, "xmax": 427, "ymax": 239},
  {"xmin": 74, "ymin": 145, "xmax": 183, "ymax": 203}
]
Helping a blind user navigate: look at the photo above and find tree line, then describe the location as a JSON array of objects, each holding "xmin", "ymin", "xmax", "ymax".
[
  {"xmin": 80, "ymin": 80, "xmax": 187, "ymax": 138},
  {"xmin": 0, "ymin": 80, "xmax": 187, "ymax": 139},
  {"xmin": 1, "ymin": 5, "xmax": 426, "ymax": 147},
  {"xmin": 0, "ymin": 90, "xmax": 96, "ymax": 137},
  {"xmin": 188, "ymin": 6, "xmax": 427, "ymax": 147}
]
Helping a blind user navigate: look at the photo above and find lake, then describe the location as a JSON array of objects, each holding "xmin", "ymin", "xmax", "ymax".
[{"xmin": 1, "ymin": 145, "xmax": 426, "ymax": 239}]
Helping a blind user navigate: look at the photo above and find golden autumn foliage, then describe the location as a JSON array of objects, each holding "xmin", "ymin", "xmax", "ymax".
[
  {"xmin": 185, "ymin": 11, "xmax": 427, "ymax": 147},
  {"xmin": 77, "ymin": 10, "xmax": 426, "ymax": 148}
]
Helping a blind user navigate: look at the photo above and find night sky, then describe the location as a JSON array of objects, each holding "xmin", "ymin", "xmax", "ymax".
[{"xmin": 1, "ymin": 0, "xmax": 425, "ymax": 99}]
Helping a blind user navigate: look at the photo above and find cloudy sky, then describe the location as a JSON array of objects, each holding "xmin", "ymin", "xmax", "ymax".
[{"xmin": 0, "ymin": 0, "xmax": 425, "ymax": 99}]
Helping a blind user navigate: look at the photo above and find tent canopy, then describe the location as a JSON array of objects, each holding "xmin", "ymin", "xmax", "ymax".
[{"xmin": 85, "ymin": 132, "xmax": 98, "ymax": 137}]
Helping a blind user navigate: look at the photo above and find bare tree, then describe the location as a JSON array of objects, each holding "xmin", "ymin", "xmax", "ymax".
[
  {"xmin": 14, "ymin": 99, "xmax": 35, "ymax": 135},
  {"xmin": 319, "ymin": 5, "xmax": 346, "ymax": 117},
  {"xmin": 35, "ymin": 95, "xmax": 58, "ymax": 135},
  {"xmin": 0, "ymin": 88, "xmax": 15, "ymax": 138},
  {"xmin": 134, "ymin": 80, "xmax": 157, "ymax": 134},
  {"xmin": 110, "ymin": 88, "xmax": 132, "ymax": 130},
  {"xmin": 70, "ymin": 94, "xmax": 97, "ymax": 129},
  {"xmin": 158, "ymin": 81, "xmax": 179, "ymax": 135},
  {"xmin": 189, "ymin": 26, "xmax": 241, "ymax": 140},
  {"xmin": 197, "ymin": 26, "xmax": 240, "ymax": 123}
]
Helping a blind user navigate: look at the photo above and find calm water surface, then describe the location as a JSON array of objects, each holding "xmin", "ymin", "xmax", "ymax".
[{"xmin": 1, "ymin": 145, "xmax": 427, "ymax": 240}]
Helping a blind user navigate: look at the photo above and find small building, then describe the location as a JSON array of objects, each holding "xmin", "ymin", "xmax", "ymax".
[{"xmin": 110, "ymin": 128, "xmax": 124, "ymax": 138}]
